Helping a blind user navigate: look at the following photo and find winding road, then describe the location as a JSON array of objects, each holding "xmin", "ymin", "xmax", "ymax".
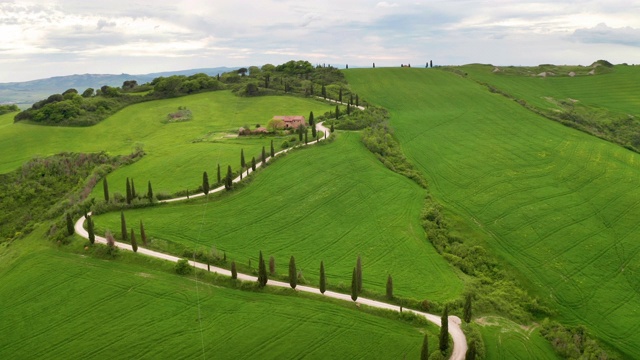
[{"xmin": 74, "ymin": 122, "xmax": 467, "ymax": 360}]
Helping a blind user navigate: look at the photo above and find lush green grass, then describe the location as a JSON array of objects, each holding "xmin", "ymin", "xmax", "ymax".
[
  {"xmin": 461, "ymin": 64, "xmax": 640, "ymax": 117},
  {"xmin": 0, "ymin": 91, "xmax": 332, "ymax": 195},
  {"xmin": 346, "ymin": 68, "xmax": 640, "ymax": 357},
  {"xmin": 476, "ymin": 317, "xmax": 560, "ymax": 360},
  {"xmin": 0, "ymin": 229, "xmax": 438, "ymax": 359},
  {"xmin": 92, "ymin": 132, "xmax": 464, "ymax": 301}
]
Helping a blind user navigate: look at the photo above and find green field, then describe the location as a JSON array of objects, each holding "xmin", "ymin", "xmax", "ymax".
[
  {"xmin": 92, "ymin": 131, "xmax": 465, "ymax": 301},
  {"xmin": 346, "ymin": 68, "xmax": 640, "ymax": 357},
  {"xmin": 0, "ymin": 91, "xmax": 332, "ymax": 195},
  {"xmin": 476, "ymin": 317, "xmax": 560, "ymax": 360},
  {"xmin": 0, "ymin": 229, "xmax": 438, "ymax": 359}
]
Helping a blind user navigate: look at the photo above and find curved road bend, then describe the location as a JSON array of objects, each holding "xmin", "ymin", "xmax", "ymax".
[{"xmin": 74, "ymin": 122, "xmax": 467, "ymax": 360}]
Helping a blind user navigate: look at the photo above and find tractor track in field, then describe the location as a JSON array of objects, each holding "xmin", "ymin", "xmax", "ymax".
[{"xmin": 74, "ymin": 122, "xmax": 467, "ymax": 360}]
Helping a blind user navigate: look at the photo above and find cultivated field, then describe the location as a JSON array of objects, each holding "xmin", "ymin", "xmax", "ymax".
[
  {"xmin": 476, "ymin": 317, "xmax": 560, "ymax": 360},
  {"xmin": 91, "ymin": 132, "xmax": 465, "ymax": 301},
  {"xmin": 346, "ymin": 67, "xmax": 640, "ymax": 357},
  {"xmin": 0, "ymin": 91, "xmax": 332, "ymax": 195},
  {"xmin": 0, "ymin": 229, "xmax": 438, "ymax": 359}
]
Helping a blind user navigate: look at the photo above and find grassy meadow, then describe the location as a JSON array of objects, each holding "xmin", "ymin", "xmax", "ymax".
[
  {"xmin": 0, "ymin": 91, "xmax": 332, "ymax": 195},
  {"xmin": 0, "ymin": 228, "xmax": 438, "ymax": 359},
  {"xmin": 346, "ymin": 67, "xmax": 640, "ymax": 357},
  {"xmin": 92, "ymin": 131, "xmax": 465, "ymax": 302},
  {"xmin": 476, "ymin": 317, "xmax": 560, "ymax": 360}
]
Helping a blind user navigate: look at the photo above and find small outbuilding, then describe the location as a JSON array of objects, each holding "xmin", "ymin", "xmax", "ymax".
[{"xmin": 272, "ymin": 116, "xmax": 306, "ymax": 129}]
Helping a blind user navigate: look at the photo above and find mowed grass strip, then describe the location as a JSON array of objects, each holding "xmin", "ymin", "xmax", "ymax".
[
  {"xmin": 93, "ymin": 132, "xmax": 464, "ymax": 301},
  {"xmin": 0, "ymin": 91, "xmax": 332, "ymax": 195},
  {"xmin": 346, "ymin": 68, "xmax": 640, "ymax": 358},
  {"xmin": 0, "ymin": 231, "xmax": 433, "ymax": 359}
]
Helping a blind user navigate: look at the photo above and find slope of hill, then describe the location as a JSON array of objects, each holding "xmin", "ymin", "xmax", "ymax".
[
  {"xmin": 0, "ymin": 229, "xmax": 435, "ymax": 359},
  {"xmin": 92, "ymin": 131, "xmax": 465, "ymax": 302},
  {"xmin": 346, "ymin": 67, "xmax": 640, "ymax": 358},
  {"xmin": 0, "ymin": 67, "xmax": 236, "ymax": 108}
]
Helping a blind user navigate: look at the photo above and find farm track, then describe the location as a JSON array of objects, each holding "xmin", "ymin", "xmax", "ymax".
[{"xmin": 75, "ymin": 122, "xmax": 467, "ymax": 360}]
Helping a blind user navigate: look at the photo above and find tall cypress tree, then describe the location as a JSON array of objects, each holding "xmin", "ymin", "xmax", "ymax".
[
  {"xmin": 289, "ymin": 256, "xmax": 297, "ymax": 289},
  {"xmin": 466, "ymin": 340, "xmax": 477, "ymax": 360},
  {"xmin": 319, "ymin": 261, "xmax": 326, "ymax": 294},
  {"xmin": 439, "ymin": 305, "xmax": 449, "ymax": 353},
  {"xmin": 310, "ymin": 111, "xmax": 317, "ymax": 138},
  {"xmin": 140, "ymin": 220, "xmax": 147, "ymax": 246},
  {"xmin": 130, "ymin": 228, "xmax": 138, "ymax": 253},
  {"xmin": 356, "ymin": 94, "xmax": 359, "ymax": 107},
  {"xmin": 147, "ymin": 181, "xmax": 153, "ymax": 202},
  {"xmin": 103, "ymin": 176, "xmax": 109, "ymax": 202},
  {"xmin": 217, "ymin": 163, "xmax": 221, "ymax": 184},
  {"xmin": 339, "ymin": 88, "xmax": 343, "ymax": 103},
  {"xmin": 203, "ymin": 171, "xmax": 210, "ymax": 195},
  {"xmin": 225, "ymin": 165, "xmax": 233, "ymax": 190},
  {"xmin": 131, "ymin": 178, "xmax": 136, "ymax": 199},
  {"xmin": 420, "ymin": 334, "xmax": 429, "ymax": 360},
  {"xmin": 335, "ymin": 105, "xmax": 340, "ymax": 120},
  {"xmin": 330, "ymin": 123, "xmax": 335, "ymax": 133},
  {"xmin": 351, "ymin": 267, "xmax": 358, "ymax": 301},
  {"xmin": 347, "ymin": 103, "xmax": 351, "ymax": 115},
  {"xmin": 120, "ymin": 211, "xmax": 127, "ymax": 240},
  {"xmin": 231, "ymin": 261, "xmax": 237, "ymax": 279},
  {"xmin": 463, "ymin": 293, "xmax": 473, "ymax": 323},
  {"xmin": 356, "ymin": 255, "xmax": 362, "ymax": 293},
  {"xmin": 350, "ymin": 93, "xmax": 353, "ymax": 106},
  {"xmin": 386, "ymin": 274, "xmax": 393, "ymax": 300},
  {"xmin": 304, "ymin": 130, "xmax": 308, "ymax": 144},
  {"xmin": 270, "ymin": 140, "xmax": 275, "ymax": 158},
  {"xmin": 261, "ymin": 147, "xmax": 266, "ymax": 165},
  {"xmin": 321, "ymin": 84, "xmax": 326, "ymax": 99},
  {"xmin": 87, "ymin": 216, "xmax": 95, "ymax": 244},
  {"xmin": 241, "ymin": 149, "xmax": 246, "ymax": 169},
  {"xmin": 257, "ymin": 251, "xmax": 268, "ymax": 287},
  {"xmin": 298, "ymin": 126, "xmax": 303, "ymax": 141},
  {"xmin": 66, "ymin": 213, "xmax": 74, "ymax": 236},
  {"xmin": 251, "ymin": 157, "xmax": 256, "ymax": 171},
  {"xmin": 126, "ymin": 178, "xmax": 132, "ymax": 204}
]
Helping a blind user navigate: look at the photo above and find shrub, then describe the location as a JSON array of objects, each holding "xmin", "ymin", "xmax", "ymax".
[{"xmin": 175, "ymin": 259, "xmax": 193, "ymax": 275}]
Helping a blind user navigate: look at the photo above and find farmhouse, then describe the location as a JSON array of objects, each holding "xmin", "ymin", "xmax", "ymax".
[{"xmin": 273, "ymin": 115, "xmax": 306, "ymax": 129}]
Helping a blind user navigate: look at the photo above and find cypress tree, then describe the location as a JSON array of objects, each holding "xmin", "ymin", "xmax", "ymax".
[
  {"xmin": 330, "ymin": 123, "xmax": 334, "ymax": 133},
  {"xmin": 269, "ymin": 256, "xmax": 275, "ymax": 275},
  {"xmin": 103, "ymin": 176, "xmax": 109, "ymax": 202},
  {"xmin": 130, "ymin": 228, "xmax": 138, "ymax": 253},
  {"xmin": 298, "ymin": 126, "xmax": 303, "ymax": 141},
  {"xmin": 304, "ymin": 130, "xmax": 308, "ymax": 144},
  {"xmin": 87, "ymin": 216, "xmax": 95, "ymax": 244},
  {"xmin": 120, "ymin": 211, "xmax": 127, "ymax": 240},
  {"xmin": 319, "ymin": 261, "xmax": 326, "ymax": 294},
  {"xmin": 466, "ymin": 339, "xmax": 477, "ymax": 360},
  {"xmin": 335, "ymin": 105, "xmax": 340, "ymax": 120},
  {"xmin": 309, "ymin": 111, "xmax": 314, "ymax": 128},
  {"xmin": 350, "ymin": 267, "xmax": 358, "ymax": 301},
  {"xmin": 356, "ymin": 94, "xmax": 359, "ymax": 107},
  {"xmin": 147, "ymin": 181, "xmax": 153, "ymax": 202},
  {"xmin": 203, "ymin": 171, "xmax": 210, "ymax": 195},
  {"xmin": 66, "ymin": 213, "xmax": 74, "ymax": 236},
  {"xmin": 217, "ymin": 163, "xmax": 221, "ymax": 184},
  {"xmin": 347, "ymin": 103, "xmax": 351, "ymax": 115},
  {"xmin": 231, "ymin": 261, "xmax": 237, "ymax": 279},
  {"xmin": 131, "ymin": 178, "xmax": 136, "ymax": 198},
  {"xmin": 126, "ymin": 178, "xmax": 132, "ymax": 204},
  {"xmin": 463, "ymin": 293, "xmax": 473, "ymax": 323},
  {"xmin": 257, "ymin": 251, "xmax": 268, "ymax": 287},
  {"xmin": 289, "ymin": 256, "xmax": 297, "ymax": 289},
  {"xmin": 350, "ymin": 93, "xmax": 353, "ymax": 106},
  {"xmin": 386, "ymin": 274, "xmax": 393, "ymax": 300},
  {"xmin": 339, "ymin": 88, "xmax": 343, "ymax": 103},
  {"xmin": 439, "ymin": 305, "xmax": 449, "ymax": 353},
  {"xmin": 251, "ymin": 157, "xmax": 256, "ymax": 171},
  {"xmin": 241, "ymin": 149, "xmax": 246, "ymax": 169},
  {"xmin": 140, "ymin": 220, "xmax": 147, "ymax": 246},
  {"xmin": 322, "ymin": 84, "xmax": 326, "ymax": 99},
  {"xmin": 225, "ymin": 165, "xmax": 233, "ymax": 190},
  {"xmin": 420, "ymin": 334, "xmax": 429, "ymax": 360},
  {"xmin": 261, "ymin": 147, "xmax": 266, "ymax": 165},
  {"xmin": 270, "ymin": 140, "xmax": 275, "ymax": 158},
  {"xmin": 310, "ymin": 112, "xmax": 317, "ymax": 138},
  {"xmin": 356, "ymin": 255, "xmax": 362, "ymax": 293}
]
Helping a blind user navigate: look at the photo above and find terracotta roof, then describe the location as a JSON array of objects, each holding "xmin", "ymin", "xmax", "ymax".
[{"xmin": 273, "ymin": 116, "xmax": 305, "ymax": 122}]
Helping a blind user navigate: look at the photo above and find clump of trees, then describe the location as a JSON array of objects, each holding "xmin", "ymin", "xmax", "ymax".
[{"xmin": 0, "ymin": 104, "xmax": 19, "ymax": 115}]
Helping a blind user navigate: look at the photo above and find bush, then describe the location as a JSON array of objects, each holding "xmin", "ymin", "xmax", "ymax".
[{"xmin": 175, "ymin": 259, "xmax": 193, "ymax": 275}]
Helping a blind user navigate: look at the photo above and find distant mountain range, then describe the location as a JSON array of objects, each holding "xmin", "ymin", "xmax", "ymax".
[{"xmin": 0, "ymin": 67, "xmax": 237, "ymax": 108}]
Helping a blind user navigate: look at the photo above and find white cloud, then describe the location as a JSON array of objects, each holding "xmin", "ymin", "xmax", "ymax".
[
  {"xmin": 376, "ymin": 2, "xmax": 398, "ymax": 8},
  {"xmin": 571, "ymin": 23, "xmax": 640, "ymax": 47}
]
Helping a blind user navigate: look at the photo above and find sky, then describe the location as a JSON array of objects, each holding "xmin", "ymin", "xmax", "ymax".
[{"xmin": 1, "ymin": 0, "xmax": 640, "ymax": 82}]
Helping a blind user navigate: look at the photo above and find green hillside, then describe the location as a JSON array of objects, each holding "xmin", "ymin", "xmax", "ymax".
[
  {"xmin": 92, "ymin": 132, "xmax": 464, "ymax": 301},
  {"xmin": 346, "ymin": 67, "xmax": 640, "ymax": 357},
  {"xmin": 0, "ymin": 229, "xmax": 436, "ymax": 359},
  {"xmin": 0, "ymin": 91, "xmax": 332, "ymax": 195}
]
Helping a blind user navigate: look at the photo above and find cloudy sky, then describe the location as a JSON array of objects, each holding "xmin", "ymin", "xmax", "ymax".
[{"xmin": 1, "ymin": 0, "xmax": 639, "ymax": 82}]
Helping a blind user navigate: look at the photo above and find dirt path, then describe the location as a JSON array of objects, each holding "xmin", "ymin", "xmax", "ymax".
[{"xmin": 74, "ymin": 122, "xmax": 466, "ymax": 359}]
